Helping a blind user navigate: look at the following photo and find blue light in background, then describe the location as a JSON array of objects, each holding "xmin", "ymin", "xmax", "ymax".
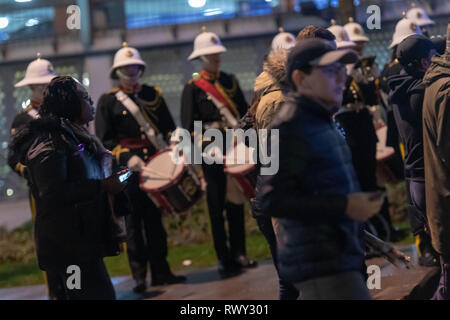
[{"xmin": 330, "ymin": 0, "xmax": 339, "ymax": 7}]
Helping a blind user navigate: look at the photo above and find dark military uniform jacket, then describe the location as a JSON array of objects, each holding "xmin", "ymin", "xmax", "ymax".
[
  {"xmin": 95, "ymin": 84, "xmax": 176, "ymax": 167},
  {"xmin": 180, "ymin": 71, "xmax": 248, "ymax": 133},
  {"xmin": 8, "ymin": 105, "xmax": 39, "ymax": 179}
]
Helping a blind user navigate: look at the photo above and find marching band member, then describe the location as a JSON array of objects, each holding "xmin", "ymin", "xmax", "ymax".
[
  {"xmin": 270, "ymin": 27, "xmax": 296, "ymax": 52},
  {"xmin": 379, "ymin": 13, "xmax": 422, "ymax": 169},
  {"xmin": 406, "ymin": 4, "xmax": 435, "ymax": 37},
  {"xmin": 388, "ymin": 34, "xmax": 439, "ymax": 267},
  {"xmin": 181, "ymin": 27, "xmax": 256, "ymax": 279},
  {"xmin": 7, "ymin": 54, "xmax": 64, "ymax": 300},
  {"xmin": 9, "ymin": 53, "xmax": 56, "ymax": 181},
  {"xmin": 95, "ymin": 42, "xmax": 185, "ymax": 294},
  {"xmin": 331, "ymin": 19, "xmax": 377, "ymax": 191}
]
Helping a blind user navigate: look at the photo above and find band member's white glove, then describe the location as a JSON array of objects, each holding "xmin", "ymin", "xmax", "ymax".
[{"xmin": 127, "ymin": 155, "xmax": 145, "ymax": 172}]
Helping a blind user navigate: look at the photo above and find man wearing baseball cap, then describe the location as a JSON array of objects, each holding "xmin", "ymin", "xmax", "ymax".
[
  {"xmin": 388, "ymin": 35, "xmax": 439, "ymax": 270},
  {"xmin": 241, "ymin": 26, "xmax": 336, "ymax": 301},
  {"xmin": 257, "ymin": 39, "xmax": 383, "ymax": 299}
]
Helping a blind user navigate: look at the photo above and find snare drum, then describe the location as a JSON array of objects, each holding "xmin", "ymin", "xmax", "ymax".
[
  {"xmin": 140, "ymin": 149, "xmax": 203, "ymax": 214},
  {"xmin": 224, "ymin": 142, "xmax": 257, "ymax": 199}
]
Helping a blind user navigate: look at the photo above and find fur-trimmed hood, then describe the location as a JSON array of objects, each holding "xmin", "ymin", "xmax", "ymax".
[
  {"xmin": 9, "ymin": 117, "xmax": 105, "ymax": 164},
  {"xmin": 254, "ymin": 49, "xmax": 289, "ymax": 96},
  {"xmin": 9, "ymin": 117, "xmax": 64, "ymax": 158}
]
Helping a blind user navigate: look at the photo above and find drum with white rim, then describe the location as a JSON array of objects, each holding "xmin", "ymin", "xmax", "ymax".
[
  {"xmin": 224, "ymin": 142, "xmax": 257, "ymax": 199},
  {"xmin": 140, "ymin": 149, "xmax": 204, "ymax": 214}
]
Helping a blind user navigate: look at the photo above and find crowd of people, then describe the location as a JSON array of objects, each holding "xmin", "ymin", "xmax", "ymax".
[{"xmin": 6, "ymin": 4, "xmax": 450, "ymax": 300}]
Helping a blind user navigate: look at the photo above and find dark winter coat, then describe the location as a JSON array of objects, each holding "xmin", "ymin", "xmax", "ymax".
[
  {"xmin": 422, "ymin": 53, "xmax": 450, "ymax": 257},
  {"xmin": 256, "ymin": 92, "xmax": 365, "ymax": 283},
  {"xmin": 8, "ymin": 117, "xmax": 121, "ymax": 270},
  {"xmin": 388, "ymin": 69, "xmax": 426, "ymax": 181}
]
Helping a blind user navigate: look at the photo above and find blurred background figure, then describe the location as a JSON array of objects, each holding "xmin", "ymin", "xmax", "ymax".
[
  {"xmin": 6, "ymin": 54, "xmax": 63, "ymax": 300},
  {"xmin": 406, "ymin": 4, "xmax": 435, "ymax": 37},
  {"xmin": 95, "ymin": 42, "xmax": 185, "ymax": 294},
  {"xmin": 181, "ymin": 27, "xmax": 256, "ymax": 279},
  {"xmin": 388, "ymin": 35, "xmax": 439, "ymax": 267}
]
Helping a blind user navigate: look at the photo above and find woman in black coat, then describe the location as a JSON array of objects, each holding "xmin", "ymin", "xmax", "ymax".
[{"xmin": 9, "ymin": 76, "xmax": 127, "ymax": 300}]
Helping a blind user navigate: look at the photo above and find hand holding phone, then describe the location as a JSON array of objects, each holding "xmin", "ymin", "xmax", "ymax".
[
  {"xmin": 102, "ymin": 169, "xmax": 130, "ymax": 194},
  {"xmin": 118, "ymin": 170, "xmax": 131, "ymax": 183}
]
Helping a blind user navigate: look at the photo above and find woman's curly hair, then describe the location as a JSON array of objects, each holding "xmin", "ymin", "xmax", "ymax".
[{"xmin": 39, "ymin": 76, "xmax": 82, "ymax": 121}]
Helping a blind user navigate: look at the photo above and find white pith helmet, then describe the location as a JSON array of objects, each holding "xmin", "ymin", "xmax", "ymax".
[
  {"xmin": 406, "ymin": 4, "xmax": 435, "ymax": 27},
  {"xmin": 15, "ymin": 53, "xmax": 56, "ymax": 88},
  {"xmin": 390, "ymin": 13, "xmax": 422, "ymax": 48},
  {"xmin": 344, "ymin": 17, "xmax": 369, "ymax": 42},
  {"xmin": 271, "ymin": 27, "xmax": 296, "ymax": 51},
  {"xmin": 110, "ymin": 42, "xmax": 147, "ymax": 79},
  {"xmin": 188, "ymin": 26, "xmax": 227, "ymax": 61},
  {"xmin": 327, "ymin": 20, "xmax": 356, "ymax": 49}
]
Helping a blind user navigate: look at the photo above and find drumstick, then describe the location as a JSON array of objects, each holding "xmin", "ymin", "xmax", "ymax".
[
  {"xmin": 142, "ymin": 167, "xmax": 171, "ymax": 180},
  {"xmin": 167, "ymin": 149, "xmax": 179, "ymax": 177}
]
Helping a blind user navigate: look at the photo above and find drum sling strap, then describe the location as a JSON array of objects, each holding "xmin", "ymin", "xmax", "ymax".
[
  {"xmin": 27, "ymin": 108, "xmax": 39, "ymax": 119},
  {"xmin": 115, "ymin": 90, "xmax": 166, "ymax": 150},
  {"xmin": 193, "ymin": 78, "xmax": 239, "ymax": 128}
]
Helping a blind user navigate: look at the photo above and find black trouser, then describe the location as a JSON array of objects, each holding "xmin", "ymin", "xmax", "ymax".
[
  {"xmin": 202, "ymin": 163, "xmax": 246, "ymax": 263},
  {"xmin": 405, "ymin": 179, "xmax": 428, "ymax": 236},
  {"xmin": 29, "ymin": 192, "xmax": 66, "ymax": 300},
  {"xmin": 46, "ymin": 259, "xmax": 115, "ymax": 300},
  {"xmin": 405, "ymin": 179, "xmax": 437, "ymax": 259},
  {"xmin": 255, "ymin": 215, "xmax": 299, "ymax": 300},
  {"xmin": 124, "ymin": 173, "xmax": 171, "ymax": 284}
]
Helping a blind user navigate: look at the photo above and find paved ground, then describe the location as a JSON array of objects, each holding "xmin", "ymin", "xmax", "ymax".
[
  {"xmin": 0, "ymin": 199, "xmax": 31, "ymax": 231},
  {"xmin": 0, "ymin": 244, "xmax": 435, "ymax": 300}
]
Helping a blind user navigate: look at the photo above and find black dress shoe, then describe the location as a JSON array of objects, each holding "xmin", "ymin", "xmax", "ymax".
[
  {"xmin": 235, "ymin": 255, "xmax": 258, "ymax": 268},
  {"xmin": 152, "ymin": 273, "xmax": 187, "ymax": 286},
  {"xmin": 218, "ymin": 261, "xmax": 242, "ymax": 279},
  {"xmin": 419, "ymin": 248, "xmax": 440, "ymax": 267}
]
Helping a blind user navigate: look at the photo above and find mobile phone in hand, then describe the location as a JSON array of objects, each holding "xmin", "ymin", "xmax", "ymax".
[{"xmin": 118, "ymin": 170, "xmax": 131, "ymax": 183}]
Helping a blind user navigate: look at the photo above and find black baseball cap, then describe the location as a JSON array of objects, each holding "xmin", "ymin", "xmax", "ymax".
[
  {"xmin": 397, "ymin": 34, "xmax": 435, "ymax": 67},
  {"xmin": 286, "ymin": 38, "xmax": 358, "ymax": 80}
]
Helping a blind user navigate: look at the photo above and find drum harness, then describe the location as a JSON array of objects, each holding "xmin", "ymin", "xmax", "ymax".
[{"xmin": 115, "ymin": 90, "xmax": 167, "ymax": 151}]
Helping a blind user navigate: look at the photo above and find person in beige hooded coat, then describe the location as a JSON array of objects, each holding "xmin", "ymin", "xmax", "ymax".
[{"xmin": 240, "ymin": 25, "xmax": 336, "ymax": 300}]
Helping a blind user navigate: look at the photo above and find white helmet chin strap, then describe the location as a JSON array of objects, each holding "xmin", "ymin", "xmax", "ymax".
[
  {"xmin": 116, "ymin": 68, "xmax": 143, "ymax": 81},
  {"xmin": 199, "ymin": 55, "xmax": 209, "ymax": 63}
]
